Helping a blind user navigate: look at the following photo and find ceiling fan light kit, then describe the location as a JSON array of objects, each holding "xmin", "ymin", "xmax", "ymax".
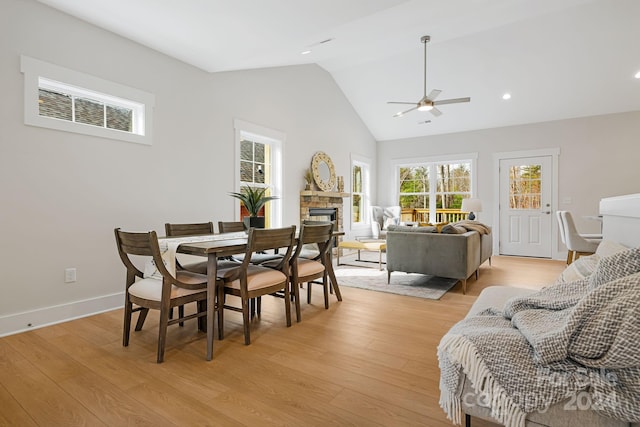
[{"xmin": 388, "ymin": 35, "xmax": 470, "ymax": 118}]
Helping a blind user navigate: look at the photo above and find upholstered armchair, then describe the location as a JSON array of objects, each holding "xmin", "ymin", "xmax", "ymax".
[{"xmin": 371, "ymin": 205, "xmax": 401, "ymax": 239}]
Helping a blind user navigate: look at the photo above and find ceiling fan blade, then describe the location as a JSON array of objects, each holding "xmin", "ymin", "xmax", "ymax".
[
  {"xmin": 427, "ymin": 89, "xmax": 442, "ymax": 101},
  {"xmin": 430, "ymin": 107, "xmax": 443, "ymax": 117},
  {"xmin": 387, "ymin": 101, "xmax": 418, "ymax": 105},
  {"xmin": 393, "ymin": 106, "xmax": 418, "ymax": 117},
  {"xmin": 433, "ymin": 97, "xmax": 471, "ymax": 106}
]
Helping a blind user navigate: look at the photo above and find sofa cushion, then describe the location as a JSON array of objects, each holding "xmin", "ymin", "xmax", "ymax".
[{"xmin": 387, "ymin": 224, "xmax": 435, "ymax": 233}]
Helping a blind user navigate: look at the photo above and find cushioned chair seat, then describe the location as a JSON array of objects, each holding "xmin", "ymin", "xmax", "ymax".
[
  {"xmin": 218, "ymin": 264, "xmax": 288, "ymax": 291},
  {"xmin": 128, "ymin": 276, "xmax": 206, "ymax": 301},
  {"xmin": 295, "ymin": 258, "xmax": 325, "ymax": 276}
]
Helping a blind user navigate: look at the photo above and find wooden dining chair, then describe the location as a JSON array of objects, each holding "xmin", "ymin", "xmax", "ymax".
[
  {"xmin": 289, "ymin": 223, "xmax": 335, "ymax": 321},
  {"xmin": 217, "ymin": 221, "xmax": 246, "ymax": 233},
  {"xmin": 114, "ymin": 228, "xmax": 210, "ymax": 363},
  {"xmin": 216, "ymin": 226, "xmax": 296, "ymax": 345}
]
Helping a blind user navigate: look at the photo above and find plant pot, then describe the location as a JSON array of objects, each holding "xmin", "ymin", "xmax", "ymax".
[{"xmin": 243, "ymin": 216, "xmax": 265, "ymax": 229}]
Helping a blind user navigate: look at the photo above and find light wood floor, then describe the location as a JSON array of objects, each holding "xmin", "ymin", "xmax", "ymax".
[{"xmin": 0, "ymin": 256, "xmax": 565, "ymax": 427}]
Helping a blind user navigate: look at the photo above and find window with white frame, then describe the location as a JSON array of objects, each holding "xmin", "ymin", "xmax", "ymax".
[
  {"xmin": 21, "ymin": 56, "xmax": 154, "ymax": 145},
  {"xmin": 234, "ymin": 119, "xmax": 284, "ymax": 228},
  {"xmin": 397, "ymin": 155, "xmax": 476, "ymax": 224},
  {"xmin": 351, "ymin": 155, "xmax": 371, "ymax": 228}
]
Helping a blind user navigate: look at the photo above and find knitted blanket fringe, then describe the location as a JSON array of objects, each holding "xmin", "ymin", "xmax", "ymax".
[{"xmin": 438, "ymin": 334, "xmax": 526, "ymax": 427}]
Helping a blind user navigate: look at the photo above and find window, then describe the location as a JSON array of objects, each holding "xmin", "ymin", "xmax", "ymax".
[
  {"xmin": 351, "ymin": 154, "xmax": 371, "ymax": 228},
  {"xmin": 396, "ymin": 154, "xmax": 477, "ymax": 224},
  {"xmin": 508, "ymin": 164, "xmax": 542, "ymax": 209},
  {"xmin": 234, "ymin": 120, "xmax": 284, "ymax": 228},
  {"xmin": 21, "ymin": 55, "xmax": 154, "ymax": 145}
]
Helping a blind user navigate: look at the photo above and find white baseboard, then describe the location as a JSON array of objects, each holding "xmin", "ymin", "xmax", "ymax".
[{"xmin": 0, "ymin": 292, "xmax": 124, "ymax": 337}]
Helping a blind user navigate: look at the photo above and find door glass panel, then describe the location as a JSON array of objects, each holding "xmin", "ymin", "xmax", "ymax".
[{"xmin": 509, "ymin": 164, "xmax": 542, "ymax": 209}]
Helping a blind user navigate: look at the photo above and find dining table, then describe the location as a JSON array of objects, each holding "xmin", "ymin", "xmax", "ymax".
[{"xmin": 175, "ymin": 230, "xmax": 344, "ymax": 361}]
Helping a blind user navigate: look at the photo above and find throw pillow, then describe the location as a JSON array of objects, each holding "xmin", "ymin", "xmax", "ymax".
[
  {"xmin": 382, "ymin": 216, "xmax": 399, "ymax": 230},
  {"xmin": 595, "ymin": 240, "xmax": 628, "ymax": 258},
  {"xmin": 555, "ymin": 254, "xmax": 600, "ymax": 284},
  {"xmin": 588, "ymin": 246, "xmax": 640, "ymax": 290},
  {"xmin": 429, "ymin": 222, "xmax": 449, "ymax": 232},
  {"xmin": 440, "ymin": 224, "xmax": 467, "ymax": 234}
]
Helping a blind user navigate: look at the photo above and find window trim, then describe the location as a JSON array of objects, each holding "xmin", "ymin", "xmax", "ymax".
[
  {"xmin": 21, "ymin": 55, "xmax": 155, "ymax": 145},
  {"xmin": 392, "ymin": 153, "xmax": 478, "ymax": 223},
  {"xmin": 233, "ymin": 119, "xmax": 285, "ymax": 228}
]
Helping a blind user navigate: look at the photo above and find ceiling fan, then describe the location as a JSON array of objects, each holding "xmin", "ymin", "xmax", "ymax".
[{"xmin": 388, "ymin": 35, "xmax": 470, "ymax": 118}]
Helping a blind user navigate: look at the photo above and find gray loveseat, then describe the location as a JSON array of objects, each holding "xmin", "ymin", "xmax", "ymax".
[{"xmin": 385, "ymin": 224, "xmax": 492, "ymax": 294}]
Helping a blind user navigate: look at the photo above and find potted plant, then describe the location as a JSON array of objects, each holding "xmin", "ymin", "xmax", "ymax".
[
  {"xmin": 303, "ymin": 168, "xmax": 314, "ymax": 190},
  {"xmin": 228, "ymin": 186, "xmax": 278, "ymax": 229}
]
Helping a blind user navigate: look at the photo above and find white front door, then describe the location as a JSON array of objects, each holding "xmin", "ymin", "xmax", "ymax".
[{"xmin": 499, "ymin": 156, "xmax": 553, "ymax": 258}]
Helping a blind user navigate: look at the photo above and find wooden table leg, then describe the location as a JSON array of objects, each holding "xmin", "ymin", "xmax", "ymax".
[{"xmin": 206, "ymin": 253, "xmax": 218, "ymax": 361}]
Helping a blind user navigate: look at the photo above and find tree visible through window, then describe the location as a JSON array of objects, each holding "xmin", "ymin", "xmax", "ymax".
[
  {"xmin": 398, "ymin": 160, "xmax": 472, "ymax": 223},
  {"xmin": 509, "ymin": 164, "xmax": 542, "ymax": 209}
]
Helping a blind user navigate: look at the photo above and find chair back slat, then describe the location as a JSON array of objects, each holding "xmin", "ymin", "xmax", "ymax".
[
  {"xmin": 218, "ymin": 221, "xmax": 246, "ymax": 233},
  {"xmin": 165, "ymin": 222, "xmax": 214, "ymax": 237},
  {"xmin": 116, "ymin": 229, "xmax": 156, "ymax": 256},
  {"xmin": 293, "ymin": 223, "xmax": 334, "ymax": 261}
]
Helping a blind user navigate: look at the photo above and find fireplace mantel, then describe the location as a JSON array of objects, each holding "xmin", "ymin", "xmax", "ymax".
[{"xmin": 300, "ymin": 190, "xmax": 350, "ymax": 198}]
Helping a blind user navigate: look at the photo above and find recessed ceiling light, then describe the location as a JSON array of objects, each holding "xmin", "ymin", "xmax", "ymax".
[
  {"xmin": 635, "ymin": 71, "xmax": 640, "ymax": 79},
  {"xmin": 502, "ymin": 93, "xmax": 512, "ymax": 100},
  {"xmin": 301, "ymin": 50, "xmax": 311, "ymax": 55}
]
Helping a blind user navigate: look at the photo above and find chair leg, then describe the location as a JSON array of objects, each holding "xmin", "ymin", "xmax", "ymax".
[
  {"xmin": 197, "ymin": 300, "xmax": 206, "ymax": 332},
  {"xmin": 462, "ymin": 279, "xmax": 467, "ymax": 295},
  {"xmin": 465, "ymin": 413, "xmax": 471, "ymax": 427},
  {"xmin": 178, "ymin": 305, "xmax": 185, "ymax": 327},
  {"xmin": 241, "ymin": 297, "xmax": 251, "ymax": 345},
  {"xmin": 123, "ymin": 296, "xmax": 133, "ymax": 347},
  {"xmin": 566, "ymin": 251, "xmax": 573, "ymax": 265},
  {"xmin": 283, "ymin": 283, "xmax": 292, "ymax": 328},
  {"xmin": 217, "ymin": 286, "xmax": 225, "ymax": 340},
  {"xmin": 135, "ymin": 308, "xmax": 149, "ymax": 331},
  {"xmin": 323, "ymin": 274, "xmax": 329, "ymax": 309},
  {"xmin": 292, "ymin": 281, "xmax": 301, "ymax": 322},
  {"xmin": 307, "ymin": 282, "xmax": 312, "ymax": 304},
  {"xmin": 257, "ymin": 296, "xmax": 261, "ymax": 315},
  {"xmin": 488, "ymin": 257, "xmax": 492, "ymax": 267},
  {"xmin": 157, "ymin": 306, "xmax": 170, "ymax": 363}
]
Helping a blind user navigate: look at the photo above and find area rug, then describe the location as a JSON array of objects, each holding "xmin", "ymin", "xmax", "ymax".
[{"xmin": 333, "ymin": 265, "xmax": 458, "ymax": 300}]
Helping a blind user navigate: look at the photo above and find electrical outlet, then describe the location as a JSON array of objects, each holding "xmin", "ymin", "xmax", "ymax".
[{"xmin": 65, "ymin": 268, "xmax": 77, "ymax": 283}]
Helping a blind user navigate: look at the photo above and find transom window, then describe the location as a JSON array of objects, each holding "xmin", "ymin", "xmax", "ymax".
[
  {"xmin": 38, "ymin": 78, "xmax": 142, "ymax": 134},
  {"xmin": 21, "ymin": 55, "xmax": 154, "ymax": 145}
]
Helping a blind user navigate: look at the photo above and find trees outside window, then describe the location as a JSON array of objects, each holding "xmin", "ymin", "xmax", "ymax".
[{"xmin": 398, "ymin": 159, "xmax": 473, "ymax": 223}]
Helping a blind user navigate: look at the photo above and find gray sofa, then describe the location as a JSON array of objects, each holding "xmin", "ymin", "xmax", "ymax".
[
  {"xmin": 385, "ymin": 224, "xmax": 492, "ymax": 294},
  {"xmin": 460, "ymin": 286, "xmax": 639, "ymax": 427}
]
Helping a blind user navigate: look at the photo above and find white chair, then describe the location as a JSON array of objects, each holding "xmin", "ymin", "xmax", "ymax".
[
  {"xmin": 560, "ymin": 211, "xmax": 602, "ymax": 265},
  {"xmin": 371, "ymin": 206, "xmax": 401, "ymax": 239}
]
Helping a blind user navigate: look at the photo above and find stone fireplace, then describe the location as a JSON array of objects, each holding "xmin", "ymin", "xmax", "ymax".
[{"xmin": 299, "ymin": 190, "xmax": 350, "ymax": 232}]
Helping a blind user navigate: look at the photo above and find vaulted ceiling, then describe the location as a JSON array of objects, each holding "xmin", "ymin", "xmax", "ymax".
[{"xmin": 38, "ymin": 0, "xmax": 640, "ymax": 141}]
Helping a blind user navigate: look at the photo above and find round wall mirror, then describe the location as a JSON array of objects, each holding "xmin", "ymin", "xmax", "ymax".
[{"xmin": 311, "ymin": 151, "xmax": 336, "ymax": 192}]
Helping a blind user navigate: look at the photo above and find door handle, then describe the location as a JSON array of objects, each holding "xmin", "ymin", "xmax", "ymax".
[{"xmin": 542, "ymin": 211, "xmax": 551, "ymax": 214}]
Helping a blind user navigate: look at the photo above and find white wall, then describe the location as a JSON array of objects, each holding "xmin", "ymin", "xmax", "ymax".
[
  {"xmin": 0, "ymin": 0, "xmax": 376, "ymax": 334},
  {"xmin": 377, "ymin": 111, "xmax": 640, "ymax": 258}
]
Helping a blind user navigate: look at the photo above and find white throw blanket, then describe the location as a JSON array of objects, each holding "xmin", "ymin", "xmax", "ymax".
[
  {"xmin": 438, "ymin": 247, "xmax": 640, "ymax": 426},
  {"xmin": 143, "ymin": 232, "xmax": 246, "ymax": 279}
]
